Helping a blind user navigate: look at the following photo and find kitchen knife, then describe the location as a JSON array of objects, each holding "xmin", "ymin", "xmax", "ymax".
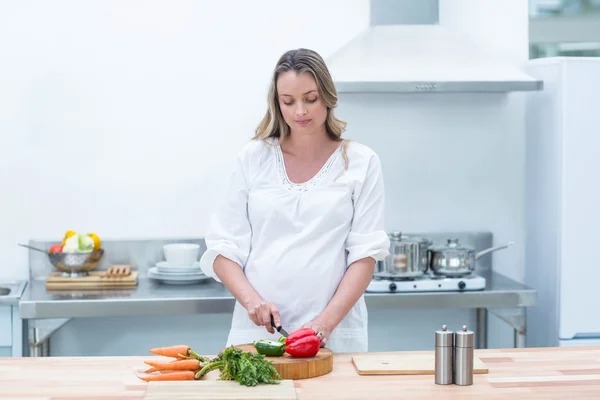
[{"xmin": 270, "ymin": 314, "xmax": 289, "ymax": 337}]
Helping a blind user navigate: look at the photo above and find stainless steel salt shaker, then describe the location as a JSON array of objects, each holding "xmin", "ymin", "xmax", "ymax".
[
  {"xmin": 434, "ymin": 325, "xmax": 454, "ymax": 385},
  {"xmin": 454, "ymin": 325, "xmax": 474, "ymax": 386}
]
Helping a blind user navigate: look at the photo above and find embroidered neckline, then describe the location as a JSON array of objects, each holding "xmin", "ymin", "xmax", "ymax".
[{"xmin": 274, "ymin": 140, "xmax": 342, "ymax": 192}]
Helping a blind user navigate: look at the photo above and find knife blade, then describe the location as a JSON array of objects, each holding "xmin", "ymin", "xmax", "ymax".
[{"xmin": 270, "ymin": 314, "xmax": 289, "ymax": 337}]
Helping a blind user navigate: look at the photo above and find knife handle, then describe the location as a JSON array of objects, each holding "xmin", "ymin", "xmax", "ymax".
[{"xmin": 270, "ymin": 314, "xmax": 278, "ymax": 330}]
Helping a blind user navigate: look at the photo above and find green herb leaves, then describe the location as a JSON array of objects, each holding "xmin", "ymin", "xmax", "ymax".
[{"xmin": 195, "ymin": 346, "xmax": 281, "ymax": 386}]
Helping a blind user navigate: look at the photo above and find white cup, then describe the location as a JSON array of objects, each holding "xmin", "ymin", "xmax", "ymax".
[{"xmin": 163, "ymin": 243, "xmax": 200, "ymax": 267}]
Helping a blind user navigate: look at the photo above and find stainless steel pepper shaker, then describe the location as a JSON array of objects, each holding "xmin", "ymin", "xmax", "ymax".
[
  {"xmin": 454, "ymin": 325, "xmax": 474, "ymax": 386},
  {"xmin": 434, "ymin": 325, "xmax": 454, "ymax": 385}
]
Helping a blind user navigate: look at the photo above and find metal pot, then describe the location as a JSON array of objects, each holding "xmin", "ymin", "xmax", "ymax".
[
  {"xmin": 379, "ymin": 232, "xmax": 432, "ymax": 278},
  {"xmin": 429, "ymin": 238, "xmax": 514, "ymax": 277}
]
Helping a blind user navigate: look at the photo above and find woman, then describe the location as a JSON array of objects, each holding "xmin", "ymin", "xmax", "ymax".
[{"xmin": 199, "ymin": 48, "xmax": 390, "ymax": 353}]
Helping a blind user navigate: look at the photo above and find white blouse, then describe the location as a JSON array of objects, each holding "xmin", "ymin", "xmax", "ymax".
[{"xmin": 199, "ymin": 137, "xmax": 390, "ymax": 353}]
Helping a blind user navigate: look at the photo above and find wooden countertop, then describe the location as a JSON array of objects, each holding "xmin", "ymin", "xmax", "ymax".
[{"xmin": 1, "ymin": 346, "xmax": 599, "ymax": 399}]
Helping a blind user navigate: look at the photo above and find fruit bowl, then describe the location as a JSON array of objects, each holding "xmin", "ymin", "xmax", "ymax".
[{"xmin": 48, "ymin": 249, "xmax": 105, "ymax": 277}]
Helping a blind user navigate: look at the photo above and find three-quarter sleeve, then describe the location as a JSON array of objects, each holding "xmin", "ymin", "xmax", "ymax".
[
  {"xmin": 199, "ymin": 149, "xmax": 253, "ymax": 282},
  {"xmin": 345, "ymin": 152, "xmax": 390, "ymax": 266}
]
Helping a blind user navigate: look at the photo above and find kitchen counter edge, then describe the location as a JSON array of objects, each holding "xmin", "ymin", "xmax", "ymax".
[{"xmin": 17, "ymin": 271, "xmax": 536, "ymax": 319}]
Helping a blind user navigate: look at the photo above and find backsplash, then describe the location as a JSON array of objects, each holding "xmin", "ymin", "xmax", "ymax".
[{"xmin": 27, "ymin": 231, "xmax": 496, "ymax": 279}]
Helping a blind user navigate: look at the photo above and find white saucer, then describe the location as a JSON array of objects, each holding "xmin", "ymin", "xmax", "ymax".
[
  {"xmin": 148, "ymin": 267, "xmax": 211, "ymax": 285},
  {"xmin": 156, "ymin": 261, "xmax": 201, "ymax": 273}
]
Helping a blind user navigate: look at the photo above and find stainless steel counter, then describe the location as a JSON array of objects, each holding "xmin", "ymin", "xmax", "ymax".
[
  {"xmin": 19, "ymin": 233, "xmax": 537, "ymax": 356},
  {"xmin": 0, "ymin": 280, "xmax": 27, "ymax": 305},
  {"xmin": 18, "ymin": 269, "xmax": 536, "ymax": 356},
  {"xmin": 19, "ymin": 270, "xmax": 535, "ymax": 318}
]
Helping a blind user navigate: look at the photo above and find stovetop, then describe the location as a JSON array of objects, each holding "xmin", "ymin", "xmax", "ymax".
[{"xmin": 366, "ymin": 272, "xmax": 486, "ymax": 293}]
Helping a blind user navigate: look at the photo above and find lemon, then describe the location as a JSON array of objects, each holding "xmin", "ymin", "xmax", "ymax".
[
  {"xmin": 86, "ymin": 232, "xmax": 101, "ymax": 251},
  {"xmin": 62, "ymin": 230, "xmax": 77, "ymax": 246}
]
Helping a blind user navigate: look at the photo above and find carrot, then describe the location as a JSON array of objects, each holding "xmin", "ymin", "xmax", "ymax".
[
  {"xmin": 148, "ymin": 345, "xmax": 209, "ymax": 362},
  {"xmin": 154, "ymin": 369, "xmax": 201, "ymax": 374},
  {"xmin": 144, "ymin": 359, "xmax": 201, "ymax": 371},
  {"xmin": 138, "ymin": 370, "xmax": 196, "ymax": 381},
  {"xmin": 149, "ymin": 345, "xmax": 191, "ymax": 359}
]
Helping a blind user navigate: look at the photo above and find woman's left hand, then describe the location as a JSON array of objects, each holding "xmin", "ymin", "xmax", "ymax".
[{"xmin": 302, "ymin": 319, "xmax": 332, "ymax": 348}]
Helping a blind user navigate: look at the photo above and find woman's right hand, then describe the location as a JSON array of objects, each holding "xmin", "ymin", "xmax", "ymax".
[{"xmin": 247, "ymin": 300, "xmax": 281, "ymax": 334}]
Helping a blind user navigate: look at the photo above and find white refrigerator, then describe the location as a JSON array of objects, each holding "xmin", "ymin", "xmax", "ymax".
[{"xmin": 524, "ymin": 57, "xmax": 600, "ymax": 348}]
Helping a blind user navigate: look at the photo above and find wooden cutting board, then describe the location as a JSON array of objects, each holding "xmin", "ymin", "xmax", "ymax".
[
  {"xmin": 45, "ymin": 271, "xmax": 139, "ymax": 290},
  {"xmin": 144, "ymin": 380, "xmax": 297, "ymax": 400},
  {"xmin": 352, "ymin": 353, "xmax": 489, "ymax": 375},
  {"xmin": 234, "ymin": 344, "xmax": 333, "ymax": 380}
]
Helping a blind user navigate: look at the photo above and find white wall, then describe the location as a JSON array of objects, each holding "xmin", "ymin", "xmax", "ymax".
[
  {"xmin": 1, "ymin": 0, "xmax": 530, "ymax": 354},
  {"xmin": 439, "ymin": 0, "xmax": 530, "ymax": 65},
  {"xmin": 435, "ymin": 0, "xmax": 530, "ymax": 283},
  {"xmin": 0, "ymin": 0, "xmax": 369, "ymax": 281},
  {"xmin": 338, "ymin": 92, "xmax": 524, "ymax": 282}
]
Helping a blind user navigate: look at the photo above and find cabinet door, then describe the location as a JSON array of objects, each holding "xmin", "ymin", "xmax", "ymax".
[{"xmin": 0, "ymin": 306, "xmax": 11, "ymax": 346}]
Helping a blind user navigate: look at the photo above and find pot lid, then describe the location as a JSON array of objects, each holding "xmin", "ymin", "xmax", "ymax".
[
  {"xmin": 388, "ymin": 231, "xmax": 430, "ymax": 244},
  {"xmin": 430, "ymin": 238, "xmax": 474, "ymax": 252},
  {"xmin": 389, "ymin": 231, "xmax": 403, "ymax": 240}
]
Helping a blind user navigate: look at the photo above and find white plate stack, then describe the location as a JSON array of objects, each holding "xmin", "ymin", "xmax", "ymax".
[
  {"xmin": 148, "ymin": 243, "xmax": 211, "ymax": 285},
  {"xmin": 148, "ymin": 261, "xmax": 211, "ymax": 285}
]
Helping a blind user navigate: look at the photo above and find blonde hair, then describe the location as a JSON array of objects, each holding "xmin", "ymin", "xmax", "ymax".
[{"xmin": 254, "ymin": 48, "xmax": 350, "ymax": 170}]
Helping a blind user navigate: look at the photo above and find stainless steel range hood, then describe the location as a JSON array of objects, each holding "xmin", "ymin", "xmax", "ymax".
[{"xmin": 326, "ymin": 24, "xmax": 543, "ymax": 93}]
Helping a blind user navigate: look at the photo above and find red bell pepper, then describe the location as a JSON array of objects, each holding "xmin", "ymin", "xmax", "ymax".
[
  {"xmin": 286, "ymin": 328, "xmax": 316, "ymax": 343},
  {"xmin": 285, "ymin": 328, "xmax": 320, "ymax": 358}
]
